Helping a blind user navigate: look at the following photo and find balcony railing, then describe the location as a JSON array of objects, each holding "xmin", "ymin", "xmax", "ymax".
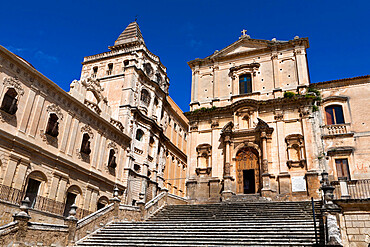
[
  {"xmin": 332, "ymin": 179, "xmax": 370, "ymax": 200},
  {"xmin": 0, "ymin": 184, "xmax": 92, "ymax": 217},
  {"xmin": 322, "ymin": 123, "xmax": 351, "ymax": 136},
  {"xmin": 0, "ymin": 184, "xmax": 24, "ymax": 205}
]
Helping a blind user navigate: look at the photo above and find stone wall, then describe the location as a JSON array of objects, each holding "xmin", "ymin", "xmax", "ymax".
[
  {"xmin": 0, "ymin": 201, "xmax": 64, "ymax": 225},
  {"xmin": 337, "ymin": 201, "xmax": 370, "ymax": 247}
]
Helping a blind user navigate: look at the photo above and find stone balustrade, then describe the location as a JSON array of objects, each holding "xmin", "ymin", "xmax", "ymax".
[
  {"xmin": 332, "ymin": 179, "xmax": 370, "ymax": 200},
  {"xmin": 322, "ymin": 123, "xmax": 351, "ymax": 136}
]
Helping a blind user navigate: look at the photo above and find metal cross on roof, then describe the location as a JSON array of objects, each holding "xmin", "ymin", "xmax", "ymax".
[{"xmin": 241, "ymin": 29, "xmax": 247, "ymax": 36}]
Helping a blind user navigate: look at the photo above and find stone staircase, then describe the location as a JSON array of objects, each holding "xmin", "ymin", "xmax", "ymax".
[{"xmin": 76, "ymin": 200, "xmax": 324, "ymax": 246}]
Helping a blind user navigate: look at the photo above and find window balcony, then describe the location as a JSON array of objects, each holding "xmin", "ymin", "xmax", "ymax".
[
  {"xmin": 322, "ymin": 123, "xmax": 353, "ymax": 138},
  {"xmin": 331, "ymin": 179, "xmax": 370, "ymax": 200}
]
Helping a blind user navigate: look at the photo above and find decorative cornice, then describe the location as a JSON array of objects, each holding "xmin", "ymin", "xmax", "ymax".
[{"xmin": 185, "ymin": 95, "xmax": 314, "ymax": 121}]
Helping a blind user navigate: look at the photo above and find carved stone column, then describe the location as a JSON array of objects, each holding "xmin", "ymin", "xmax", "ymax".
[
  {"xmin": 261, "ymin": 130, "xmax": 273, "ymax": 198},
  {"xmin": 222, "ymin": 136, "xmax": 235, "ymax": 201},
  {"xmin": 261, "ymin": 132, "xmax": 268, "ymax": 174}
]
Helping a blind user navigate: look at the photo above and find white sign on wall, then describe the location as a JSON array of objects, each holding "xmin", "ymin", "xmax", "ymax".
[{"xmin": 291, "ymin": 176, "xmax": 307, "ymax": 192}]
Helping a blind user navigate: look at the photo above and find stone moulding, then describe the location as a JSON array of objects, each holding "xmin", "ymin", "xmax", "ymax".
[{"xmin": 185, "ymin": 96, "xmax": 315, "ymax": 120}]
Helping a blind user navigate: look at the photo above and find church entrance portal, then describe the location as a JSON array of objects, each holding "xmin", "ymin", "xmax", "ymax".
[{"xmin": 236, "ymin": 147, "xmax": 260, "ymax": 194}]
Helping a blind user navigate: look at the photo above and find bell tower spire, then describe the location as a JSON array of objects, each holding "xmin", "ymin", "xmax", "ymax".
[{"xmin": 109, "ymin": 21, "xmax": 145, "ymax": 50}]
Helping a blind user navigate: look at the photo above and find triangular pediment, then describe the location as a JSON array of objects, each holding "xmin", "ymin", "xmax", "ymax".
[{"xmin": 211, "ymin": 38, "xmax": 271, "ymax": 59}]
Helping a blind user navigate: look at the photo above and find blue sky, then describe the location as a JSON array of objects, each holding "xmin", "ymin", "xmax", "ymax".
[{"xmin": 1, "ymin": 0, "xmax": 369, "ymax": 112}]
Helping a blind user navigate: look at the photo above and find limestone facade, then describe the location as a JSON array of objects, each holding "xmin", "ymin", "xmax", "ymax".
[
  {"xmin": 185, "ymin": 31, "xmax": 370, "ymax": 203},
  {"xmin": 79, "ymin": 22, "xmax": 188, "ymax": 203},
  {"xmin": 0, "ymin": 21, "xmax": 188, "ymax": 224}
]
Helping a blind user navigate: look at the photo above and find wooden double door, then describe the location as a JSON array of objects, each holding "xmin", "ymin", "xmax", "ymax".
[{"xmin": 236, "ymin": 147, "xmax": 260, "ymax": 194}]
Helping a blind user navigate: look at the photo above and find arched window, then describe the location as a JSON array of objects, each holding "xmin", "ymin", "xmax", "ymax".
[
  {"xmin": 108, "ymin": 149, "xmax": 117, "ymax": 169},
  {"xmin": 140, "ymin": 89, "xmax": 151, "ymax": 106},
  {"xmin": 97, "ymin": 196, "xmax": 109, "ymax": 210},
  {"xmin": 80, "ymin": 133, "xmax": 91, "ymax": 155},
  {"xmin": 92, "ymin": 66, "xmax": 98, "ymax": 78},
  {"xmin": 24, "ymin": 171, "xmax": 47, "ymax": 208},
  {"xmin": 1, "ymin": 88, "xmax": 18, "ymax": 115},
  {"xmin": 239, "ymin": 74, "xmax": 252, "ymax": 94},
  {"xmin": 45, "ymin": 113, "xmax": 59, "ymax": 137},
  {"xmin": 107, "ymin": 63, "xmax": 113, "ymax": 75},
  {"xmin": 144, "ymin": 63, "xmax": 153, "ymax": 76},
  {"xmin": 135, "ymin": 129, "xmax": 144, "ymax": 141}
]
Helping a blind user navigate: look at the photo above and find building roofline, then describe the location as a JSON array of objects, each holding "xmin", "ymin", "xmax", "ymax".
[{"xmin": 311, "ymin": 75, "xmax": 370, "ymax": 89}]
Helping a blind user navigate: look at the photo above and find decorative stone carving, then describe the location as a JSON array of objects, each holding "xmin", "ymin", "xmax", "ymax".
[
  {"xmin": 81, "ymin": 125, "xmax": 94, "ymax": 139},
  {"xmin": 107, "ymin": 141, "xmax": 118, "ymax": 153},
  {"xmin": 274, "ymin": 111, "xmax": 284, "ymax": 121},
  {"xmin": 210, "ymin": 120, "xmax": 219, "ymax": 128},
  {"xmin": 46, "ymin": 104, "xmax": 63, "ymax": 120},
  {"xmin": 190, "ymin": 121, "xmax": 198, "ymax": 131},
  {"xmin": 3, "ymin": 77, "xmax": 24, "ymax": 97},
  {"xmin": 82, "ymin": 77, "xmax": 106, "ymax": 103},
  {"xmin": 299, "ymin": 106, "xmax": 310, "ymax": 117}
]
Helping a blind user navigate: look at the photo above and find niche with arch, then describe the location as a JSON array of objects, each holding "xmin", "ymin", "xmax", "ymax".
[
  {"xmin": 285, "ymin": 134, "xmax": 306, "ymax": 169},
  {"xmin": 195, "ymin": 143, "xmax": 212, "ymax": 175}
]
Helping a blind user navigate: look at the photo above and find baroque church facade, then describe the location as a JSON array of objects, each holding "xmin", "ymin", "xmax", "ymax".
[
  {"xmin": 185, "ymin": 31, "xmax": 370, "ymax": 203},
  {"xmin": 0, "ymin": 22, "xmax": 188, "ymax": 225}
]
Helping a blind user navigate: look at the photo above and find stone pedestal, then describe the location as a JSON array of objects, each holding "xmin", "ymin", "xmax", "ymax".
[
  {"xmin": 305, "ymin": 171, "xmax": 320, "ymax": 199},
  {"xmin": 321, "ymin": 171, "xmax": 343, "ymax": 246},
  {"xmin": 136, "ymin": 201, "xmax": 145, "ymax": 221},
  {"xmin": 277, "ymin": 173, "xmax": 291, "ymax": 194},
  {"xmin": 13, "ymin": 197, "xmax": 31, "ymax": 247},
  {"xmin": 65, "ymin": 204, "xmax": 78, "ymax": 247},
  {"xmin": 221, "ymin": 176, "xmax": 235, "ymax": 201}
]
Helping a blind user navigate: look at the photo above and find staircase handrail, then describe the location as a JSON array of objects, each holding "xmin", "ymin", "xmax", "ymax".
[
  {"xmin": 167, "ymin": 193, "xmax": 188, "ymax": 202},
  {"xmin": 0, "ymin": 221, "xmax": 18, "ymax": 236},
  {"xmin": 77, "ymin": 203, "xmax": 114, "ymax": 228},
  {"xmin": 311, "ymin": 197, "xmax": 319, "ymax": 245},
  {"xmin": 144, "ymin": 191, "xmax": 166, "ymax": 210},
  {"xmin": 119, "ymin": 204, "xmax": 140, "ymax": 211},
  {"xmin": 28, "ymin": 222, "xmax": 68, "ymax": 231}
]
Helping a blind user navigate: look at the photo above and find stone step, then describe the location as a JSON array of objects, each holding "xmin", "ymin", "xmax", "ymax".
[
  {"xmin": 76, "ymin": 200, "xmax": 324, "ymax": 246},
  {"xmin": 77, "ymin": 239, "xmax": 318, "ymax": 246},
  {"xmin": 112, "ymin": 220, "xmax": 318, "ymax": 225}
]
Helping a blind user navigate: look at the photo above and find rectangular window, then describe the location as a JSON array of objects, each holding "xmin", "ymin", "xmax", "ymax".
[
  {"xmin": 239, "ymin": 74, "xmax": 252, "ymax": 94},
  {"xmin": 335, "ymin": 158, "xmax": 350, "ymax": 180},
  {"xmin": 325, "ymin": 105, "xmax": 345, "ymax": 125},
  {"xmin": 107, "ymin": 63, "xmax": 113, "ymax": 75}
]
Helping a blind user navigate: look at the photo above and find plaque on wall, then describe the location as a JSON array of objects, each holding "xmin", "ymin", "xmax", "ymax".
[{"xmin": 291, "ymin": 176, "xmax": 307, "ymax": 192}]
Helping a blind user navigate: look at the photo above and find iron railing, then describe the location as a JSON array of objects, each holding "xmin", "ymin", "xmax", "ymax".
[
  {"xmin": 0, "ymin": 184, "xmax": 24, "ymax": 205},
  {"xmin": 0, "ymin": 184, "xmax": 92, "ymax": 218},
  {"xmin": 332, "ymin": 179, "xmax": 370, "ymax": 200}
]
